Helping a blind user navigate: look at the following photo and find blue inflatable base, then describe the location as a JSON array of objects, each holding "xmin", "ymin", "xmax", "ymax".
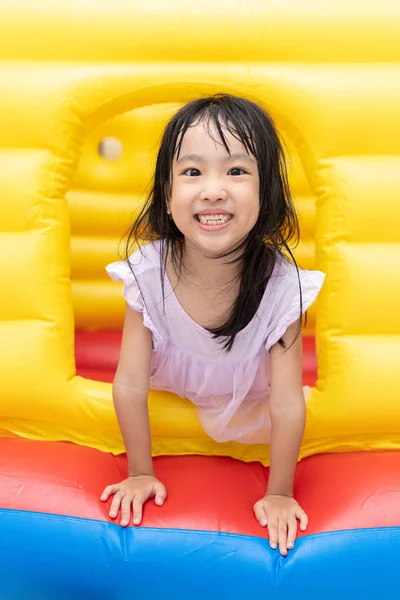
[{"xmin": 1, "ymin": 508, "xmax": 400, "ymax": 599}]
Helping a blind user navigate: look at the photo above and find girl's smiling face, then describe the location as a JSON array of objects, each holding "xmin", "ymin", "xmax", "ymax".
[{"xmin": 169, "ymin": 120, "xmax": 260, "ymax": 257}]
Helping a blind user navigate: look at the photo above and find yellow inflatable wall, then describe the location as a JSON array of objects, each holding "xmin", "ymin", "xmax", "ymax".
[{"xmin": 0, "ymin": 0, "xmax": 399, "ymax": 465}]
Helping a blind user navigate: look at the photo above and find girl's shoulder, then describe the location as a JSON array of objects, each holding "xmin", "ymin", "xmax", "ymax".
[
  {"xmin": 271, "ymin": 254, "xmax": 326, "ymax": 311},
  {"xmin": 126, "ymin": 239, "xmax": 162, "ymax": 274},
  {"xmin": 106, "ymin": 239, "xmax": 162, "ymax": 282},
  {"xmin": 262, "ymin": 254, "xmax": 326, "ymax": 351},
  {"xmin": 271, "ymin": 252, "xmax": 325, "ymax": 284}
]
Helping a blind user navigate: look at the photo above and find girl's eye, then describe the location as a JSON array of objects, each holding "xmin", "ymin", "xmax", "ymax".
[
  {"xmin": 228, "ymin": 167, "xmax": 246, "ymax": 176},
  {"xmin": 183, "ymin": 168, "xmax": 201, "ymax": 176}
]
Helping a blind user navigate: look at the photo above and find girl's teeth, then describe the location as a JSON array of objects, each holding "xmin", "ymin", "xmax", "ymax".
[{"xmin": 198, "ymin": 214, "xmax": 231, "ymax": 225}]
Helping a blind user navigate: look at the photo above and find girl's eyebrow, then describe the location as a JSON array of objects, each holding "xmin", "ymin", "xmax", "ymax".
[{"xmin": 176, "ymin": 152, "xmax": 255, "ymax": 164}]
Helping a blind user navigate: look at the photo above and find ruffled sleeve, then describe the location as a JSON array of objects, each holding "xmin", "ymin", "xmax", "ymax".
[
  {"xmin": 105, "ymin": 261, "xmax": 144, "ymax": 313},
  {"xmin": 264, "ymin": 260, "xmax": 326, "ymax": 351},
  {"xmin": 105, "ymin": 260, "xmax": 163, "ymax": 350}
]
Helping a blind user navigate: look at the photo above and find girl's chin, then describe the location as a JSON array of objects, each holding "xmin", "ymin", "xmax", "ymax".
[{"xmin": 191, "ymin": 236, "xmax": 241, "ymax": 257}]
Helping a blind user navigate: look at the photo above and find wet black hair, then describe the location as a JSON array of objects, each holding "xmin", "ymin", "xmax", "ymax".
[{"xmin": 123, "ymin": 93, "xmax": 304, "ymax": 352}]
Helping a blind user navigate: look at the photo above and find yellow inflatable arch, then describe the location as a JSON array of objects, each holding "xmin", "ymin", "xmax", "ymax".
[{"xmin": 0, "ymin": 0, "xmax": 400, "ymax": 465}]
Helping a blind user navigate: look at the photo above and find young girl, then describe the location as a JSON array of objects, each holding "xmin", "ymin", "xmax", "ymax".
[{"xmin": 100, "ymin": 94, "xmax": 325, "ymax": 557}]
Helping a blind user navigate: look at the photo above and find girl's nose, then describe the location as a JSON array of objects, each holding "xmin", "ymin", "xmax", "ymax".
[{"xmin": 200, "ymin": 182, "xmax": 228, "ymax": 202}]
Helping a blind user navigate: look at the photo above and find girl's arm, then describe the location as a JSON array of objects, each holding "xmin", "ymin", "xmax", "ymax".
[
  {"xmin": 101, "ymin": 304, "xmax": 166, "ymax": 528},
  {"xmin": 112, "ymin": 303, "xmax": 154, "ymax": 476},
  {"xmin": 253, "ymin": 319, "xmax": 308, "ymax": 556},
  {"xmin": 267, "ymin": 319, "xmax": 306, "ymax": 496}
]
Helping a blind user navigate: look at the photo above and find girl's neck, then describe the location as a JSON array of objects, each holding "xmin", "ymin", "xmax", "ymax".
[{"xmin": 180, "ymin": 240, "xmax": 242, "ymax": 291}]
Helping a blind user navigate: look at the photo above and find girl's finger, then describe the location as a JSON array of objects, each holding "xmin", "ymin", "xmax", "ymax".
[
  {"xmin": 267, "ymin": 517, "xmax": 278, "ymax": 549},
  {"xmin": 287, "ymin": 516, "xmax": 298, "ymax": 550},
  {"xmin": 109, "ymin": 491, "xmax": 125, "ymax": 519},
  {"xmin": 295, "ymin": 509, "xmax": 309, "ymax": 531},
  {"xmin": 153, "ymin": 481, "xmax": 167, "ymax": 506},
  {"xmin": 253, "ymin": 503, "xmax": 268, "ymax": 527},
  {"xmin": 120, "ymin": 494, "xmax": 134, "ymax": 527},
  {"xmin": 278, "ymin": 519, "xmax": 289, "ymax": 556},
  {"xmin": 132, "ymin": 496, "xmax": 145, "ymax": 526},
  {"xmin": 100, "ymin": 484, "xmax": 118, "ymax": 501}
]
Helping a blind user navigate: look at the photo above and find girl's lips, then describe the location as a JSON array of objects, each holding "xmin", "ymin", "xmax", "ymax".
[{"xmin": 194, "ymin": 214, "xmax": 233, "ymax": 232}]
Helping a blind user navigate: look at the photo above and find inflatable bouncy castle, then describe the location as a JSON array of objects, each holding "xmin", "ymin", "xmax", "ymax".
[{"xmin": 1, "ymin": 1, "xmax": 400, "ymax": 598}]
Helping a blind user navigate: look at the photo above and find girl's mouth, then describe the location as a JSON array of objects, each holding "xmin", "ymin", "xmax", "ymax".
[{"xmin": 194, "ymin": 213, "xmax": 233, "ymax": 231}]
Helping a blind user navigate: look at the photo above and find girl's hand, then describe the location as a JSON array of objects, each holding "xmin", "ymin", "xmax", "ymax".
[
  {"xmin": 253, "ymin": 494, "xmax": 308, "ymax": 556},
  {"xmin": 100, "ymin": 475, "xmax": 167, "ymax": 527}
]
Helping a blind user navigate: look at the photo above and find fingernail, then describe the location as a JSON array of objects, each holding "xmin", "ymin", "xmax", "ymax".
[
  {"xmin": 259, "ymin": 519, "xmax": 267, "ymax": 527},
  {"xmin": 156, "ymin": 498, "xmax": 164, "ymax": 505},
  {"xmin": 134, "ymin": 518, "xmax": 140, "ymax": 525},
  {"xmin": 271, "ymin": 543, "xmax": 277, "ymax": 549},
  {"xmin": 121, "ymin": 519, "xmax": 128, "ymax": 526},
  {"xmin": 287, "ymin": 543, "xmax": 293, "ymax": 549}
]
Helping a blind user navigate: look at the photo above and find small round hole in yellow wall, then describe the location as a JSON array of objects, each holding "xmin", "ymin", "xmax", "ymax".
[{"xmin": 98, "ymin": 137, "xmax": 123, "ymax": 161}]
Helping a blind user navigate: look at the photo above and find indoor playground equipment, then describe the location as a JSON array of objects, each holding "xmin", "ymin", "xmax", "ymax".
[{"xmin": 1, "ymin": 1, "xmax": 400, "ymax": 598}]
